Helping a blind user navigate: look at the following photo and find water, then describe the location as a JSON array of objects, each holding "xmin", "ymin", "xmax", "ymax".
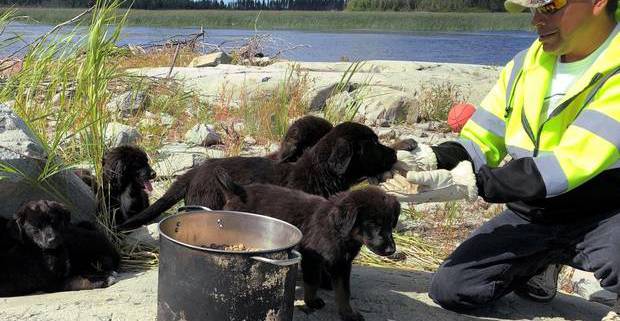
[{"xmin": 3, "ymin": 23, "xmax": 536, "ymax": 66}]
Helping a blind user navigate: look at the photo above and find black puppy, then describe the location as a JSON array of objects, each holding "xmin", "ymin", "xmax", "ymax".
[
  {"xmin": 121, "ymin": 122, "xmax": 396, "ymax": 230},
  {"xmin": 0, "ymin": 200, "xmax": 72, "ymax": 296},
  {"xmin": 65, "ymin": 221, "xmax": 120, "ymax": 276},
  {"xmin": 100, "ymin": 145, "xmax": 156, "ymax": 226},
  {"xmin": 0, "ymin": 201, "xmax": 119, "ymax": 297},
  {"xmin": 214, "ymin": 168, "xmax": 400, "ymax": 321},
  {"xmin": 267, "ymin": 115, "xmax": 334, "ymax": 162}
]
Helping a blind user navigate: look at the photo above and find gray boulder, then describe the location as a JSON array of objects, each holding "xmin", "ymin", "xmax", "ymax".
[
  {"xmin": 0, "ymin": 104, "xmax": 96, "ymax": 222},
  {"xmin": 184, "ymin": 123, "xmax": 222, "ymax": 147},
  {"xmin": 104, "ymin": 122, "xmax": 141, "ymax": 147},
  {"xmin": 106, "ymin": 91, "xmax": 149, "ymax": 117}
]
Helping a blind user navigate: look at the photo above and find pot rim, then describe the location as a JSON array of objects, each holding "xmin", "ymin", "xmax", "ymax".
[{"xmin": 158, "ymin": 210, "xmax": 303, "ymax": 254}]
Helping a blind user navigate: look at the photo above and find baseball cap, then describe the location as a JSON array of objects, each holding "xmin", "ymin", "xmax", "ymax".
[{"xmin": 504, "ymin": 0, "xmax": 557, "ymax": 13}]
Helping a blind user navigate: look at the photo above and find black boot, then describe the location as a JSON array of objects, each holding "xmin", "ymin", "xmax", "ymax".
[{"xmin": 514, "ymin": 264, "xmax": 562, "ymax": 302}]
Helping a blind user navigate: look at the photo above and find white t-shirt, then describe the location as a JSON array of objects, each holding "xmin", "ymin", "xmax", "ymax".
[{"xmin": 543, "ymin": 23, "xmax": 620, "ymax": 118}]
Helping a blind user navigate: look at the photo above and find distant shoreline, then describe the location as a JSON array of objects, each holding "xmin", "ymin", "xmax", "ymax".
[{"xmin": 11, "ymin": 8, "xmax": 532, "ymax": 32}]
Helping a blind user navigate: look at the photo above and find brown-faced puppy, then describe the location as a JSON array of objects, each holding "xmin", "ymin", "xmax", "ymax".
[
  {"xmin": 100, "ymin": 145, "xmax": 156, "ymax": 226},
  {"xmin": 266, "ymin": 115, "xmax": 334, "ymax": 162},
  {"xmin": 0, "ymin": 201, "xmax": 118, "ymax": 297},
  {"xmin": 214, "ymin": 167, "xmax": 400, "ymax": 321},
  {"xmin": 0, "ymin": 200, "xmax": 71, "ymax": 297},
  {"xmin": 121, "ymin": 122, "xmax": 397, "ymax": 230}
]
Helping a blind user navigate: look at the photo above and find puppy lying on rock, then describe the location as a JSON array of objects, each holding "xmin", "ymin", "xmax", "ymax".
[{"xmin": 0, "ymin": 200, "xmax": 119, "ymax": 297}]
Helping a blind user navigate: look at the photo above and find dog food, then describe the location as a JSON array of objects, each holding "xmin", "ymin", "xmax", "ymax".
[{"xmin": 201, "ymin": 243, "xmax": 260, "ymax": 251}]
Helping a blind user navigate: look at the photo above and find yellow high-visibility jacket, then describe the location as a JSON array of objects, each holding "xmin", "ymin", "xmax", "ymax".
[{"xmin": 441, "ymin": 28, "xmax": 620, "ymax": 220}]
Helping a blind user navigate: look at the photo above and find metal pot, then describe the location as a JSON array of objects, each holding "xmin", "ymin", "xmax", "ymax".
[{"xmin": 157, "ymin": 206, "xmax": 302, "ymax": 321}]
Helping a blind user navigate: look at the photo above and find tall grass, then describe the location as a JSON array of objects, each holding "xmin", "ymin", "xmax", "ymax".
[
  {"xmin": 225, "ymin": 64, "xmax": 309, "ymax": 148},
  {"xmin": 324, "ymin": 61, "xmax": 372, "ymax": 124},
  {"xmin": 409, "ymin": 80, "xmax": 467, "ymax": 122},
  {"xmin": 0, "ymin": 0, "xmax": 127, "ymax": 223},
  {"xmin": 15, "ymin": 8, "xmax": 533, "ymax": 31}
]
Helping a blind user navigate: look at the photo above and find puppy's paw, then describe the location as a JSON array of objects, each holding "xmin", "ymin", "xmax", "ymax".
[
  {"xmin": 104, "ymin": 271, "xmax": 119, "ymax": 287},
  {"xmin": 340, "ymin": 310, "xmax": 364, "ymax": 321},
  {"xmin": 305, "ymin": 297, "xmax": 325, "ymax": 309}
]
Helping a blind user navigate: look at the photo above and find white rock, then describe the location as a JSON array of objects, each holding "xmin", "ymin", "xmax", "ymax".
[
  {"xmin": 123, "ymin": 222, "xmax": 159, "ymax": 248},
  {"xmin": 572, "ymin": 269, "xmax": 617, "ymax": 306},
  {"xmin": 188, "ymin": 51, "xmax": 232, "ymax": 68},
  {"xmin": 159, "ymin": 113, "xmax": 175, "ymax": 127},
  {"xmin": 184, "ymin": 123, "xmax": 222, "ymax": 147},
  {"xmin": 106, "ymin": 91, "xmax": 149, "ymax": 117},
  {"xmin": 104, "ymin": 122, "xmax": 141, "ymax": 147}
]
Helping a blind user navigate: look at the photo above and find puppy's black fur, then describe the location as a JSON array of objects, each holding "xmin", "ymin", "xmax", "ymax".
[
  {"xmin": 214, "ymin": 168, "xmax": 400, "ymax": 321},
  {"xmin": 121, "ymin": 122, "xmax": 396, "ymax": 230},
  {"xmin": 100, "ymin": 145, "xmax": 156, "ymax": 226},
  {"xmin": 65, "ymin": 221, "xmax": 120, "ymax": 276},
  {"xmin": 267, "ymin": 115, "xmax": 333, "ymax": 162},
  {"xmin": 0, "ymin": 200, "xmax": 72, "ymax": 296},
  {"xmin": 0, "ymin": 201, "xmax": 119, "ymax": 297}
]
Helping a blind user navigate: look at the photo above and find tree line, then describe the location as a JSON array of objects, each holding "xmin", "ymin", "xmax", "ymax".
[{"xmin": 1, "ymin": 0, "xmax": 506, "ymax": 11}]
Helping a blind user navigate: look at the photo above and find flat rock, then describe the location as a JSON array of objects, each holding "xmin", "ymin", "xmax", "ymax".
[
  {"xmin": 0, "ymin": 266, "xmax": 610, "ymax": 321},
  {"xmin": 129, "ymin": 61, "xmax": 500, "ymax": 126}
]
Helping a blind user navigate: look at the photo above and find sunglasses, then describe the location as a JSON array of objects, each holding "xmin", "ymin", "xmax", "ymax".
[{"xmin": 529, "ymin": 0, "xmax": 568, "ymax": 14}]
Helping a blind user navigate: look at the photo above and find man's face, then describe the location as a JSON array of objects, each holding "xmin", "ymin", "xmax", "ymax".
[{"xmin": 530, "ymin": 0, "xmax": 596, "ymax": 57}]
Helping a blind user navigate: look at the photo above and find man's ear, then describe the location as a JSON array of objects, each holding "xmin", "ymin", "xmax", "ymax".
[
  {"xmin": 328, "ymin": 138, "xmax": 353, "ymax": 175},
  {"xmin": 592, "ymin": 0, "xmax": 608, "ymax": 15}
]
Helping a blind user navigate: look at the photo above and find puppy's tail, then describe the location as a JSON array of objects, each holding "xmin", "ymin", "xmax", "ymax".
[
  {"xmin": 118, "ymin": 173, "xmax": 191, "ymax": 230},
  {"xmin": 213, "ymin": 166, "xmax": 247, "ymax": 203}
]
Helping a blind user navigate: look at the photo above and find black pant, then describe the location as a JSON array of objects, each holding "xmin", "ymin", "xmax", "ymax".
[{"xmin": 429, "ymin": 208, "xmax": 620, "ymax": 311}]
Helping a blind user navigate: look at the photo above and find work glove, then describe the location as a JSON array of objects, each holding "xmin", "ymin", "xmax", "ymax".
[
  {"xmin": 382, "ymin": 161, "xmax": 478, "ymax": 204},
  {"xmin": 394, "ymin": 142, "xmax": 438, "ymax": 172},
  {"xmin": 369, "ymin": 140, "xmax": 437, "ymax": 185}
]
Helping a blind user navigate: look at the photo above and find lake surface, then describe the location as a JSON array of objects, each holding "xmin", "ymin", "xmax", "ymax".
[{"xmin": 4, "ymin": 23, "xmax": 536, "ymax": 66}]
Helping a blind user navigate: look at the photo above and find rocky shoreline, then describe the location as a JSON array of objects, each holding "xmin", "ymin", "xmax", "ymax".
[{"xmin": 0, "ymin": 60, "xmax": 616, "ymax": 320}]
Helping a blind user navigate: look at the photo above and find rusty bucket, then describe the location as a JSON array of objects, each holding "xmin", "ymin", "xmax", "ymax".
[{"xmin": 157, "ymin": 206, "xmax": 302, "ymax": 321}]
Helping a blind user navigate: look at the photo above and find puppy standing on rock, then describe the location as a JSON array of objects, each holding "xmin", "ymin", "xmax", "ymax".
[
  {"xmin": 214, "ymin": 167, "xmax": 401, "ymax": 321},
  {"xmin": 121, "ymin": 122, "xmax": 397, "ymax": 230}
]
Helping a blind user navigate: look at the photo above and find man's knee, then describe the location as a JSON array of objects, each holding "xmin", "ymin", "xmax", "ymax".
[{"xmin": 429, "ymin": 265, "xmax": 500, "ymax": 311}]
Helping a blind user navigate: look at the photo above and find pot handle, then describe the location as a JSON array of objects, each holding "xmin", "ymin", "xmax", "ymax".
[
  {"xmin": 250, "ymin": 250, "xmax": 302, "ymax": 266},
  {"xmin": 177, "ymin": 205, "xmax": 212, "ymax": 213}
]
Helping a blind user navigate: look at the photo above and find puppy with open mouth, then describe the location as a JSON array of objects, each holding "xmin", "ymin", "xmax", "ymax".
[{"xmin": 102, "ymin": 145, "xmax": 156, "ymax": 226}]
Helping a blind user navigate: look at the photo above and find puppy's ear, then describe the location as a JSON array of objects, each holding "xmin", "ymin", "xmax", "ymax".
[
  {"xmin": 390, "ymin": 196, "xmax": 401, "ymax": 228},
  {"xmin": 328, "ymin": 138, "xmax": 353, "ymax": 175},
  {"xmin": 105, "ymin": 156, "xmax": 126, "ymax": 188},
  {"xmin": 214, "ymin": 166, "xmax": 247, "ymax": 203},
  {"xmin": 333, "ymin": 202, "xmax": 358, "ymax": 237},
  {"xmin": 11, "ymin": 203, "xmax": 29, "ymax": 242},
  {"xmin": 277, "ymin": 141, "xmax": 299, "ymax": 163},
  {"xmin": 50, "ymin": 201, "xmax": 72, "ymax": 226}
]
